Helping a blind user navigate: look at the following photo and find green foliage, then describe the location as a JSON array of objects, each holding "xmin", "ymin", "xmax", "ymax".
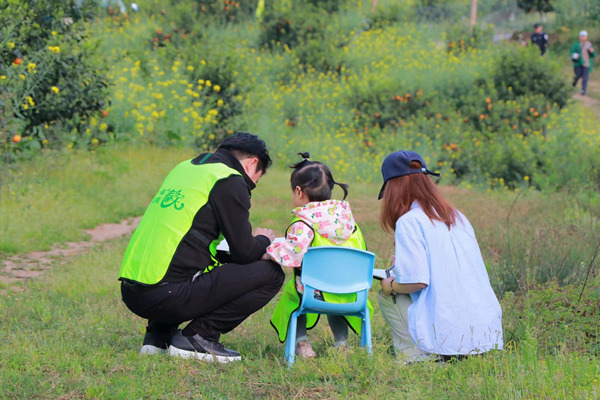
[
  {"xmin": 492, "ymin": 45, "xmax": 570, "ymax": 108},
  {"xmin": 0, "ymin": 0, "xmax": 109, "ymax": 155},
  {"xmin": 415, "ymin": 0, "xmax": 469, "ymax": 22},
  {"xmin": 259, "ymin": 5, "xmax": 328, "ymax": 50},
  {"xmin": 194, "ymin": 0, "xmax": 257, "ymax": 23},
  {"xmin": 366, "ymin": 1, "xmax": 415, "ymax": 30},
  {"xmin": 516, "ymin": 0, "xmax": 554, "ymax": 13},
  {"xmin": 3, "ymin": 0, "xmax": 600, "ymax": 192},
  {"xmin": 446, "ymin": 24, "xmax": 494, "ymax": 52}
]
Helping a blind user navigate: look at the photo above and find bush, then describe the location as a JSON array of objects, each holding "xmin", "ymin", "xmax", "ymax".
[
  {"xmin": 0, "ymin": 0, "xmax": 108, "ymax": 155},
  {"xmin": 492, "ymin": 45, "xmax": 571, "ymax": 108},
  {"xmin": 259, "ymin": 5, "xmax": 328, "ymax": 50},
  {"xmin": 366, "ymin": 1, "xmax": 415, "ymax": 30}
]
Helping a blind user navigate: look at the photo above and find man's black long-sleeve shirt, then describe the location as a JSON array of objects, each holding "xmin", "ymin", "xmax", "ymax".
[
  {"xmin": 531, "ymin": 32, "xmax": 549, "ymax": 55},
  {"xmin": 163, "ymin": 148, "xmax": 270, "ymax": 282}
]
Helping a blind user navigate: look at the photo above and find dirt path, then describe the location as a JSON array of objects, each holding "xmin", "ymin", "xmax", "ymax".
[
  {"xmin": 572, "ymin": 73, "xmax": 600, "ymax": 118},
  {"xmin": 0, "ymin": 217, "xmax": 140, "ymax": 290}
]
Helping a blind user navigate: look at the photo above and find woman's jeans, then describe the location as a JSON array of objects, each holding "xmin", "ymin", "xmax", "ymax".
[{"xmin": 377, "ymin": 290, "xmax": 430, "ymax": 362}]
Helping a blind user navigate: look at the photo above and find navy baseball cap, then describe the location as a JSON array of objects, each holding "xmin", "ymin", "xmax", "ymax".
[{"xmin": 378, "ymin": 150, "xmax": 440, "ymax": 199}]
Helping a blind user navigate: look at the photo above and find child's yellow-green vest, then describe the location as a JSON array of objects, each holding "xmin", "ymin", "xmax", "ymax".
[
  {"xmin": 119, "ymin": 159, "xmax": 240, "ymax": 285},
  {"xmin": 270, "ymin": 218, "xmax": 374, "ymax": 343}
]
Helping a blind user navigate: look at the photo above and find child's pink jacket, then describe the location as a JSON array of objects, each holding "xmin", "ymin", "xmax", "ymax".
[{"xmin": 267, "ymin": 199, "xmax": 357, "ymax": 268}]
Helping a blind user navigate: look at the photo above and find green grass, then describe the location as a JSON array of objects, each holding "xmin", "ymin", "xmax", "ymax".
[
  {"xmin": 0, "ymin": 238, "xmax": 598, "ymax": 399},
  {"xmin": 1, "ymin": 146, "xmax": 599, "ymax": 399},
  {"xmin": 0, "ymin": 145, "xmax": 195, "ymax": 253}
]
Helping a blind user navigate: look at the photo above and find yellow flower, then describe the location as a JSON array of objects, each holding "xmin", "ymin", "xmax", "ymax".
[
  {"xmin": 99, "ymin": 123, "xmax": 108, "ymax": 131},
  {"xmin": 51, "ymin": 86, "xmax": 60, "ymax": 94},
  {"xmin": 27, "ymin": 63, "xmax": 36, "ymax": 72},
  {"xmin": 201, "ymin": 60, "xmax": 206, "ymax": 65},
  {"xmin": 26, "ymin": 96, "xmax": 35, "ymax": 106},
  {"xmin": 19, "ymin": 74, "xmax": 25, "ymax": 80},
  {"xmin": 8, "ymin": 42, "xmax": 15, "ymax": 49},
  {"xmin": 197, "ymin": 79, "xmax": 205, "ymax": 85},
  {"xmin": 52, "ymin": 31, "xmax": 57, "ymax": 36},
  {"xmin": 91, "ymin": 138, "xmax": 99, "ymax": 145},
  {"xmin": 213, "ymin": 84, "xmax": 221, "ymax": 92},
  {"xmin": 187, "ymin": 65, "xmax": 194, "ymax": 71},
  {"xmin": 48, "ymin": 46, "xmax": 60, "ymax": 53},
  {"xmin": 217, "ymin": 99, "xmax": 224, "ymax": 107},
  {"xmin": 205, "ymin": 80, "xmax": 212, "ymax": 87},
  {"xmin": 0, "ymin": 75, "xmax": 5, "ymax": 80}
]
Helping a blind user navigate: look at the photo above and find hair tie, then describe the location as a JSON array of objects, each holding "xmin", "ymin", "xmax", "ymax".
[{"xmin": 298, "ymin": 152, "xmax": 311, "ymax": 162}]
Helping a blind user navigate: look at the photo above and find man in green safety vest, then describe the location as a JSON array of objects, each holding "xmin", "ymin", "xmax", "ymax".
[{"xmin": 119, "ymin": 132, "xmax": 284, "ymax": 363}]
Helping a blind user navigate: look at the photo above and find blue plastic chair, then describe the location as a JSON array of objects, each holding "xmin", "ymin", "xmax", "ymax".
[{"xmin": 284, "ymin": 246, "xmax": 376, "ymax": 365}]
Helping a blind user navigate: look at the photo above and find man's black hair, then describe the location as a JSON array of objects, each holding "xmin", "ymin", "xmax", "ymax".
[
  {"xmin": 218, "ymin": 132, "xmax": 272, "ymax": 174},
  {"xmin": 534, "ymin": 23, "xmax": 541, "ymax": 29},
  {"xmin": 289, "ymin": 152, "xmax": 349, "ymax": 202}
]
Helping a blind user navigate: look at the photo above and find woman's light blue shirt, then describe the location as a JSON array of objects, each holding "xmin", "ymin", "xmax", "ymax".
[{"xmin": 393, "ymin": 202, "xmax": 503, "ymax": 355}]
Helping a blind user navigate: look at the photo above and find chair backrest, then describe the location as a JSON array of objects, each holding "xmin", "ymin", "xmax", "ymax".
[{"xmin": 301, "ymin": 246, "xmax": 375, "ymax": 294}]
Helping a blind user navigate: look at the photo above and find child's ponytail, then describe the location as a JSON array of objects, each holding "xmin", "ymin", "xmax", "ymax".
[
  {"xmin": 333, "ymin": 181, "xmax": 349, "ymax": 200},
  {"xmin": 289, "ymin": 152, "xmax": 349, "ymax": 202}
]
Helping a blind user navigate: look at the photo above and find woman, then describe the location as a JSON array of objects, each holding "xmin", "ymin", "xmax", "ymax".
[
  {"xmin": 377, "ymin": 150, "xmax": 503, "ymax": 362},
  {"xmin": 571, "ymin": 30, "xmax": 596, "ymax": 96}
]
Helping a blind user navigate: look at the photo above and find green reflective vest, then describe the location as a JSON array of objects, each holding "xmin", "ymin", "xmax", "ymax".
[
  {"xmin": 119, "ymin": 158, "xmax": 241, "ymax": 285},
  {"xmin": 270, "ymin": 218, "xmax": 374, "ymax": 343}
]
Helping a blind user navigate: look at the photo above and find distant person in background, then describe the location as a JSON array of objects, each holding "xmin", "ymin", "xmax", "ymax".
[
  {"xmin": 571, "ymin": 31, "xmax": 596, "ymax": 96},
  {"xmin": 531, "ymin": 23, "xmax": 548, "ymax": 56}
]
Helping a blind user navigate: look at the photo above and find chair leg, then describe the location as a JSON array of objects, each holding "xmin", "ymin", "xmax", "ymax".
[
  {"xmin": 361, "ymin": 309, "xmax": 372, "ymax": 353},
  {"xmin": 285, "ymin": 311, "xmax": 298, "ymax": 366}
]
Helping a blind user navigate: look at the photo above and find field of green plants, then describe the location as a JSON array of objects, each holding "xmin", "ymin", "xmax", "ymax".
[{"xmin": 1, "ymin": 0, "xmax": 599, "ymax": 398}]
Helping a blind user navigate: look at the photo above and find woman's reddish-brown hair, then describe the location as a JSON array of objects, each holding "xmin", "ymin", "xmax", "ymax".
[{"xmin": 380, "ymin": 161, "xmax": 459, "ymax": 233}]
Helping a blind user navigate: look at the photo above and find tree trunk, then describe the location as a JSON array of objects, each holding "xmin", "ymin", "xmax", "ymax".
[{"xmin": 470, "ymin": 0, "xmax": 477, "ymax": 35}]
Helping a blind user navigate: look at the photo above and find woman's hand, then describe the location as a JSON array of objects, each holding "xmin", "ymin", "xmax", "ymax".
[{"xmin": 381, "ymin": 276, "xmax": 394, "ymax": 296}]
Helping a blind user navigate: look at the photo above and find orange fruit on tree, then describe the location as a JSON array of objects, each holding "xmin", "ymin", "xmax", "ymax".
[
  {"xmin": 13, "ymin": 57, "xmax": 22, "ymax": 65},
  {"xmin": 102, "ymin": 110, "xmax": 109, "ymax": 118},
  {"xmin": 12, "ymin": 135, "xmax": 22, "ymax": 143}
]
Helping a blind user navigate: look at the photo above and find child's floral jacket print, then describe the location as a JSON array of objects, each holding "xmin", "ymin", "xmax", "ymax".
[{"xmin": 267, "ymin": 200, "xmax": 357, "ymax": 292}]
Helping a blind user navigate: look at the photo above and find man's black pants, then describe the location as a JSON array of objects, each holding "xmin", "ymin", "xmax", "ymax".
[{"xmin": 121, "ymin": 260, "xmax": 284, "ymax": 342}]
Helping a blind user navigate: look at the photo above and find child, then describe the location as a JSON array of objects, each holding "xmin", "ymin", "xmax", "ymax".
[{"xmin": 268, "ymin": 153, "xmax": 372, "ymax": 358}]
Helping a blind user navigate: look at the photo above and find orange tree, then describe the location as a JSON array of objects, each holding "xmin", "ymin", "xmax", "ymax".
[{"xmin": 0, "ymin": 0, "xmax": 108, "ymax": 154}]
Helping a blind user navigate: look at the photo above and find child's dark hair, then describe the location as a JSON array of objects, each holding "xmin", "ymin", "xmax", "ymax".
[{"xmin": 289, "ymin": 152, "xmax": 349, "ymax": 201}]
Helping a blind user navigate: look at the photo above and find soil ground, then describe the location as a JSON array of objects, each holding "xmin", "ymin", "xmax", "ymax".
[{"xmin": 0, "ymin": 217, "xmax": 140, "ymax": 290}]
